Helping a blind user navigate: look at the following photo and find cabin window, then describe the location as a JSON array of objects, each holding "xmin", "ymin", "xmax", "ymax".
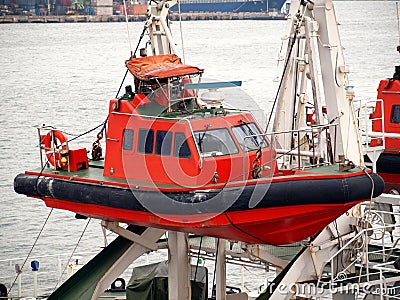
[
  {"xmin": 138, "ymin": 129, "xmax": 154, "ymax": 154},
  {"xmin": 156, "ymin": 130, "xmax": 172, "ymax": 156},
  {"xmin": 194, "ymin": 128, "xmax": 238, "ymax": 157},
  {"xmin": 122, "ymin": 129, "xmax": 134, "ymax": 151},
  {"xmin": 232, "ymin": 123, "xmax": 268, "ymax": 151},
  {"xmin": 391, "ymin": 105, "xmax": 400, "ymax": 124},
  {"xmin": 174, "ymin": 132, "xmax": 191, "ymax": 158}
]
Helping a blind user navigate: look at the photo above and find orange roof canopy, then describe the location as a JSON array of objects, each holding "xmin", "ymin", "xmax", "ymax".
[{"xmin": 125, "ymin": 54, "xmax": 203, "ymax": 81}]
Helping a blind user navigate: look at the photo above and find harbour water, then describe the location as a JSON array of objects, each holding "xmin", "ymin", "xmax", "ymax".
[{"xmin": 0, "ymin": 0, "xmax": 398, "ymax": 297}]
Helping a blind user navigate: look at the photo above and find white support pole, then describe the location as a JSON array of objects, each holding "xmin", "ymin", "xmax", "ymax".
[
  {"xmin": 148, "ymin": 0, "xmax": 177, "ymax": 56},
  {"xmin": 241, "ymin": 266, "xmax": 245, "ymax": 292},
  {"xmin": 157, "ymin": 16, "xmax": 178, "ymax": 54},
  {"xmin": 33, "ymin": 270, "xmax": 38, "ymax": 299},
  {"xmin": 215, "ymin": 239, "xmax": 226, "ymax": 300},
  {"xmin": 14, "ymin": 263, "xmax": 23, "ymax": 299},
  {"xmin": 17, "ymin": 273, "xmax": 22, "ymax": 298},
  {"xmin": 168, "ymin": 231, "xmax": 191, "ymax": 300},
  {"xmin": 57, "ymin": 257, "xmax": 62, "ymax": 281},
  {"xmin": 30, "ymin": 260, "xmax": 39, "ymax": 299}
]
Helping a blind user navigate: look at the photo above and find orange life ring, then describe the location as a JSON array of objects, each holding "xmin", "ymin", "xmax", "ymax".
[{"xmin": 42, "ymin": 130, "xmax": 68, "ymax": 169}]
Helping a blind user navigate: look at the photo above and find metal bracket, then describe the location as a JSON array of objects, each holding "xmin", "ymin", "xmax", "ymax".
[
  {"xmin": 102, "ymin": 221, "xmax": 159, "ymax": 251},
  {"xmin": 242, "ymin": 244, "xmax": 289, "ymax": 269}
]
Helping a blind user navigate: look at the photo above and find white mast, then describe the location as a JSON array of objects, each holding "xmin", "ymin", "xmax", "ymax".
[
  {"xmin": 272, "ymin": 0, "xmax": 364, "ymax": 166},
  {"xmin": 146, "ymin": 0, "xmax": 178, "ymax": 55}
]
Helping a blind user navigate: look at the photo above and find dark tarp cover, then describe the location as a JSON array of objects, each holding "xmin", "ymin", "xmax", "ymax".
[
  {"xmin": 126, "ymin": 261, "xmax": 208, "ymax": 300},
  {"xmin": 125, "ymin": 54, "xmax": 203, "ymax": 81}
]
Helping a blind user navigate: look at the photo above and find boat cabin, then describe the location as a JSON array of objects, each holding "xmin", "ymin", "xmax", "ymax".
[{"xmin": 103, "ymin": 54, "xmax": 277, "ymax": 187}]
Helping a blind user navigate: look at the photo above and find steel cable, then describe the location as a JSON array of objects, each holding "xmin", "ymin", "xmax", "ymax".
[{"xmin": 8, "ymin": 208, "xmax": 54, "ymax": 295}]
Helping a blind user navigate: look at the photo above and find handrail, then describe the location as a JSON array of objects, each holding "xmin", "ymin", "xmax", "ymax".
[
  {"xmin": 243, "ymin": 123, "xmax": 338, "ymax": 168},
  {"xmin": 322, "ymin": 205, "xmax": 400, "ymax": 289},
  {"xmin": 326, "ymin": 224, "xmax": 393, "ymax": 263},
  {"xmin": 358, "ymin": 98, "xmax": 386, "ymax": 149},
  {"xmin": 262, "ymin": 123, "xmax": 338, "ymax": 136}
]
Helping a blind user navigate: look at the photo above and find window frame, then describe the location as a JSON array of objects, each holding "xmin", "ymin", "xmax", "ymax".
[
  {"xmin": 231, "ymin": 122, "xmax": 269, "ymax": 152},
  {"xmin": 194, "ymin": 128, "xmax": 239, "ymax": 158},
  {"xmin": 155, "ymin": 130, "xmax": 173, "ymax": 156},
  {"xmin": 138, "ymin": 129, "xmax": 155, "ymax": 154},
  {"xmin": 173, "ymin": 132, "xmax": 192, "ymax": 159},
  {"xmin": 391, "ymin": 105, "xmax": 400, "ymax": 124},
  {"xmin": 122, "ymin": 129, "xmax": 134, "ymax": 151}
]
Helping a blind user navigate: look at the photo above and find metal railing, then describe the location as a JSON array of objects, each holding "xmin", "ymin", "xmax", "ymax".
[
  {"xmin": 357, "ymin": 99, "xmax": 386, "ymax": 153},
  {"xmin": 244, "ymin": 123, "xmax": 338, "ymax": 170},
  {"xmin": 311, "ymin": 196, "xmax": 400, "ymax": 299}
]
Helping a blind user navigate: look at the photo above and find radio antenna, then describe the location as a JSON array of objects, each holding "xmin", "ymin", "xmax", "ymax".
[
  {"xmin": 396, "ymin": 2, "xmax": 400, "ymax": 53},
  {"xmin": 123, "ymin": 0, "xmax": 134, "ymax": 57}
]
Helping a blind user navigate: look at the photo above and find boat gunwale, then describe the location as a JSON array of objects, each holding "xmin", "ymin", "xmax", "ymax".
[{"xmin": 24, "ymin": 165, "xmax": 374, "ymax": 192}]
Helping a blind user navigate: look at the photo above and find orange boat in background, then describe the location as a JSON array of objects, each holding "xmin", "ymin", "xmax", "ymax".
[{"xmin": 364, "ymin": 63, "xmax": 400, "ymax": 194}]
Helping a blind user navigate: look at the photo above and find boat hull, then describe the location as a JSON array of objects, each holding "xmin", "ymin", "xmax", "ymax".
[
  {"xmin": 14, "ymin": 169, "xmax": 384, "ymax": 245},
  {"xmin": 365, "ymin": 153, "xmax": 400, "ymax": 193}
]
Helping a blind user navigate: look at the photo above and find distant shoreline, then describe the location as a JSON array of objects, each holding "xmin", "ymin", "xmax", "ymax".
[{"xmin": 0, "ymin": 12, "xmax": 287, "ymax": 24}]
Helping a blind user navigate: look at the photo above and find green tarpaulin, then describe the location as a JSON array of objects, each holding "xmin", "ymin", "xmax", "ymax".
[{"xmin": 126, "ymin": 261, "xmax": 208, "ymax": 300}]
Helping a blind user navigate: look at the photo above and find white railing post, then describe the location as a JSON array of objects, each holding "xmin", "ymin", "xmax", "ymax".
[{"xmin": 31, "ymin": 260, "xmax": 39, "ymax": 299}]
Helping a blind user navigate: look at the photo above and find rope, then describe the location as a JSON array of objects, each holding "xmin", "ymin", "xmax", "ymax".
[
  {"xmin": 52, "ymin": 217, "xmax": 91, "ymax": 292},
  {"xmin": 265, "ymin": 3, "xmax": 306, "ymax": 132},
  {"xmin": 177, "ymin": 0, "xmax": 186, "ymax": 63},
  {"xmin": 361, "ymin": 166, "xmax": 375, "ymax": 212},
  {"xmin": 122, "ymin": 0, "xmax": 133, "ymax": 57},
  {"xmin": 224, "ymin": 211, "xmax": 265, "ymax": 244},
  {"xmin": 396, "ymin": 2, "xmax": 400, "ymax": 47},
  {"xmin": 117, "ymin": 24, "xmax": 147, "ymax": 98},
  {"xmin": 116, "ymin": 69, "xmax": 130, "ymax": 99},
  {"xmin": 8, "ymin": 208, "xmax": 54, "ymax": 295},
  {"xmin": 34, "ymin": 152, "xmax": 53, "ymax": 197},
  {"xmin": 211, "ymin": 238, "xmax": 219, "ymax": 295},
  {"xmin": 288, "ymin": 39, "xmax": 301, "ymax": 167},
  {"xmin": 66, "ymin": 121, "xmax": 106, "ymax": 144},
  {"xmin": 194, "ymin": 236, "xmax": 203, "ymax": 281},
  {"xmin": 265, "ymin": 22, "xmax": 299, "ymax": 131}
]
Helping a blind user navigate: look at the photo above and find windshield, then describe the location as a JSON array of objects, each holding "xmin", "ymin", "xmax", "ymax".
[
  {"xmin": 231, "ymin": 123, "xmax": 268, "ymax": 151},
  {"xmin": 194, "ymin": 128, "xmax": 238, "ymax": 157}
]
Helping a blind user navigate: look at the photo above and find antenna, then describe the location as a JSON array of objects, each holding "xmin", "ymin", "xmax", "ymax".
[
  {"xmin": 123, "ymin": 0, "xmax": 134, "ymax": 57},
  {"xmin": 397, "ymin": 2, "xmax": 400, "ymax": 53},
  {"xmin": 177, "ymin": 0, "xmax": 186, "ymax": 63}
]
